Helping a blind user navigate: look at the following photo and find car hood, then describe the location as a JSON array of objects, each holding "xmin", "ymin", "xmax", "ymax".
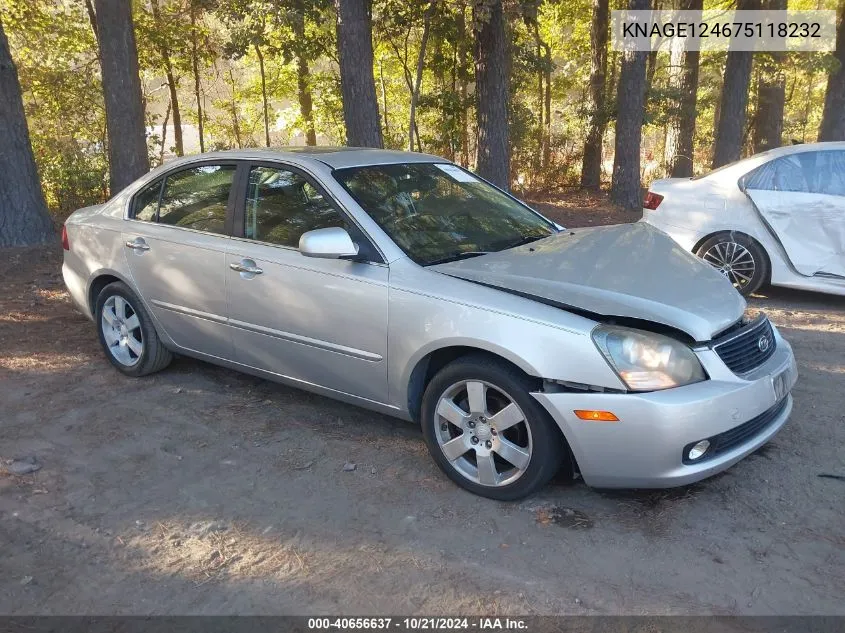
[{"xmin": 431, "ymin": 222, "xmax": 745, "ymax": 342}]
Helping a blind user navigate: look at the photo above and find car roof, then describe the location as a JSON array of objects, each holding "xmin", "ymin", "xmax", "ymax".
[
  {"xmin": 697, "ymin": 140, "xmax": 845, "ymax": 181},
  {"xmin": 751, "ymin": 140, "xmax": 845, "ymax": 159},
  {"xmin": 162, "ymin": 147, "xmax": 448, "ymax": 170}
]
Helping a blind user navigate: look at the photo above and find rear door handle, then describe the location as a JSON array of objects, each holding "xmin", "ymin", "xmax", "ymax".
[
  {"xmin": 125, "ymin": 239, "xmax": 150, "ymax": 251},
  {"xmin": 230, "ymin": 261, "xmax": 263, "ymax": 275}
]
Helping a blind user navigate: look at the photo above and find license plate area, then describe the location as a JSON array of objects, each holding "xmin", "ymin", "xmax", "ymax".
[{"xmin": 772, "ymin": 362, "xmax": 795, "ymax": 402}]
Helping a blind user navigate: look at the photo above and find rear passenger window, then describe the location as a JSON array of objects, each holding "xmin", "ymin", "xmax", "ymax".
[
  {"xmin": 133, "ymin": 179, "xmax": 162, "ymax": 222},
  {"xmin": 158, "ymin": 165, "xmax": 236, "ymax": 235},
  {"xmin": 815, "ymin": 151, "xmax": 845, "ymax": 197},
  {"xmin": 744, "ymin": 154, "xmax": 814, "ymax": 192},
  {"xmin": 745, "ymin": 151, "xmax": 845, "ymax": 197}
]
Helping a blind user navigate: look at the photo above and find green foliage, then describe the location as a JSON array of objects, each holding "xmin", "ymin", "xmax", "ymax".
[
  {"xmin": 2, "ymin": 0, "xmax": 107, "ymax": 217},
  {"xmin": 3, "ymin": 0, "xmax": 843, "ymax": 216}
]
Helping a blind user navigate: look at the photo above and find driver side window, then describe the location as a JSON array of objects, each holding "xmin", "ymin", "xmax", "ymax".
[{"xmin": 244, "ymin": 166, "xmax": 349, "ymax": 248}]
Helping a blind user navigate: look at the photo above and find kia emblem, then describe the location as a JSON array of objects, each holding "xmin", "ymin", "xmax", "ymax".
[{"xmin": 757, "ymin": 336, "xmax": 770, "ymax": 353}]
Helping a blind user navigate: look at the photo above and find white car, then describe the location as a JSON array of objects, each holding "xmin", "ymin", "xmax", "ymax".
[{"xmin": 642, "ymin": 142, "xmax": 845, "ymax": 297}]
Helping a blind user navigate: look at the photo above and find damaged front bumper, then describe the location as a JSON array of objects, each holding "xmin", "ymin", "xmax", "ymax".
[{"xmin": 532, "ymin": 333, "xmax": 797, "ymax": 488}]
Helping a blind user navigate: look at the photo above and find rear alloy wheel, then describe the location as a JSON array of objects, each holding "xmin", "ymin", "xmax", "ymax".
[
  {"xmin": 421, "ymin": 355, "xmax": 568, "ymax": 500},
  {"xmin": 96, "ymin": 281, "xmax": 173, "ymax": 377},
  {"xmin": 101, "ymin": 294, "xmax": 144, "ymax": 367},
  {"xmin": 696, "ymin": 234, "xmax": 768, "ymax": 296}
]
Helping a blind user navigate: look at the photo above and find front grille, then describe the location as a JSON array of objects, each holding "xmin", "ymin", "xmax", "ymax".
[
  {"xmin": 713, "ymin": 315, "xmax": 776, "ymax": 374},
  {"xmin": 682, "ymin": 398, "xmax": 789, "ymax": 464}
]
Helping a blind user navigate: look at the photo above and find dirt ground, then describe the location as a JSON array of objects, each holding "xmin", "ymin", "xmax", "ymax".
[
  {"xmin": 1, "ymin": 204, "xmax": 844, "ymax": 615},
  {"xmin": 524, "ymin": 188, "xmax": 642, "ymax": 228}
]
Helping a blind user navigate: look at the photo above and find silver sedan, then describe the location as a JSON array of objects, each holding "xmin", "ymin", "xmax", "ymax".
[{"xmin": 62, "ymin": 148, "xmax": 798, "ymax": 499}]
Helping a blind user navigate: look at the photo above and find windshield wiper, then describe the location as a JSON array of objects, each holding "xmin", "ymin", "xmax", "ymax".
[
  {"xmin": 504, "ymin": 234, "xmax": 548, "ymax": 250},
  {"xmin": 424, "ymin": 251, "xmax": 489, "ymax": 266}
]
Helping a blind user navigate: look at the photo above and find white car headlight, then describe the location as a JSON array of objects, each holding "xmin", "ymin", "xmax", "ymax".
[{"xmin": 591, "ymin": 325, "xmax": 706, "ymax": 391}]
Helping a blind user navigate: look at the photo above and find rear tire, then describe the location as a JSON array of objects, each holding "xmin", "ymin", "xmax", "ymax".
[
  {"xmin": 421, "ymin": 354, "xmax": 569, "ymax": 500},
  {"xmin": 95, "ymin": 281, "xmax": 172, "ymax": 377},
  {"xmin": 696, "ymin": 233, "xmax": 769, "ymax": 296}
]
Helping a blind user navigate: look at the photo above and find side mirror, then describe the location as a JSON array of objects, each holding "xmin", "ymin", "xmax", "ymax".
[{"xmin": 299, "ymin": 227, "xmax": 360, "ymax": 260}]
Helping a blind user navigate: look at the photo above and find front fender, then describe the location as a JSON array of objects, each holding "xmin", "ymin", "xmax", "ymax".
[{"xmin": 387, "ymin": 260, "xmax": 626, "ymax": 414}]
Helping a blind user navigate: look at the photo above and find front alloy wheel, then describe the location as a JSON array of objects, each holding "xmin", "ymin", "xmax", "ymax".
[
  {"xmin": 421, "ymin": 354, "xmax": 569, "ymax": 500},
  {"xmin": 435, "ymin": 380, "xmax": 532, "ymax": 487}
]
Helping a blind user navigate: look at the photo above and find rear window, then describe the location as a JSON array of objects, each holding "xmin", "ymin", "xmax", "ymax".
[
  {"xmin": 129, "ymin": 164, "xmax": 236, "ymax": 236},
  {"xmin": 132, "ymin": 179, "xmax": 162, "ymax": 222},
  {"xmin": 157, "ymin": 165, "xmax": 235, "ymax": 235}
]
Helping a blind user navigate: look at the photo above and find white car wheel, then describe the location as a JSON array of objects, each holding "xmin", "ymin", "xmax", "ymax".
[{"xmin": 696, "ymin": 234, "xmax": 769, "ymax": 296}]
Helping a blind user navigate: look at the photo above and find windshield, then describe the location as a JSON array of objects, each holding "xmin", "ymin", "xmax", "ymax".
[{"xmin": 333, "ymin": 162, "xmax": 557, "ymax": 265}]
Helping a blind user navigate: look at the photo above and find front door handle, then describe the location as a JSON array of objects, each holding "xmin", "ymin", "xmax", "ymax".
[
  {"xmin": 125, "ymin": 239, "xmax": 150, "ymax": 251},
  {"xmin": 230, "ymin": 261, "xmax": 263, "ymax": 275}
]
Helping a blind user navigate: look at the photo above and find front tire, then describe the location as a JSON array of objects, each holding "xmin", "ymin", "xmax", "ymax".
[
  {"xmin": 421, "ymin": 354, "xmax": 569, "ymax": 500},
  {"xmin": 95, "ymin": 281, "xmax": 172, "ymax": 377},
  {"xmin": 696, "ymin": 233, "xmax": 769, "ymax": 296}
]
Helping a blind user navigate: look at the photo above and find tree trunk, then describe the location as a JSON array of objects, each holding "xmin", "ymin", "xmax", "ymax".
[
  {"xmin": 610, "ymin": 0, "xmax": 649, "ymax": 211},
  {"xmin": 712, "ymin": 0, "xmax": 759, "ymax": 167},
  {"xmin": 457, "ymin": 2, "xmax": 470, "ymax": 167},
  {"xmin": 531, "ymin": 21, "xmax": 552, "ymax": 172},
  {"xmin": 646, "ymin": 50, "xmax": 658, "ymax": 90},
  {"xmin": 752, "ymin": 0, "xmax": 786, "ymax": 152},
  {"xmin": 800, "ymin": 71, "xmax": 814, "ymax": 142},
  {"xmin": 819, "ymin": 6, "xmax": 845, "ymax": 141},
  {"xmin": 448, "ymin": 38, "xmax": 458, "ymax": 161},
  {"xmin": 580, "ymin": 0, "xmax": 609, "ymax": 190},
  {"xmin": 0, "ymin": 19, "xmax": 54, "ymax": 246},
  {"xmin": 335, "ymin": 0, "xmax": 383, "ymax": 147},
  {"xmin": 93, "ymin": 0, "xmax": 149, "ymax": 194},
  {"xmin": 291, "ymin": 12, "xmax": 316, "ymax": 146},
  {"xmin": 665, "ymin": 0, "xmax": 702, "ymax": 177},
  {"xmin": 254, "ymin": 44, "xmax": 270, "ymax": 147},
  {"xmin": 163, "ymin": 68, "xmax": 183, "ymax": 155},
  {"xmin": 409, "ymin": 0, "xmax": 435, "ymax": 152},
  {"xmin": 534, "ymin": 32, "xmax": 543, "ymax": 171},
  {"xmin": 159, "ymin": 98, "xmax": 171, "ymax": 164},
  {"xmin": 150, "ymin": 0, "xmax": 183, "ymax": 156},
  {"xmin": 190, "ymin": 6, "xmax": 204, "ymax": 153},
  {"xmin": 474, "ymin": 0, "xmax": 510, "ymax": 189},
  {"xmin": 296, "ymin": 54, "xmax": 317, "ymax": 146},
  {"xmin": 379, "ymin": 58, "xmax": 390, "ymax": 139},
  {"xmin": 84, "ymin": 0, "xmax": 98, "ymax": 40},
  {"xmin": 228, "ymin": 68, "xmax": 242, "ymax": 148},
  {"xmin": 541, "ymin": 39, "xmax": 551, "ymax": 170},
  {"xmin": 753, "ymin": 70, "xmax": 785, "ymax": 152}
]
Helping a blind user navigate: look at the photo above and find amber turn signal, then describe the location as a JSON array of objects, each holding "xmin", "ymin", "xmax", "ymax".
[{"xmin": 574, "ymin": 410, "xmax": 619, "ymax": 422}]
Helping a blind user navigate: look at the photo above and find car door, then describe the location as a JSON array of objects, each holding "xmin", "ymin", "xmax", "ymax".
[
  {"xmin": 744, "ymin": 150, "xmax": 845, "ymax": 278},
  {"xmin": 225, "ymin": 162, "xmax": 390, "ymax": 404},
  {"xmin": 121, "ymin": 162, "xmax": 238, "ymax": 358}
]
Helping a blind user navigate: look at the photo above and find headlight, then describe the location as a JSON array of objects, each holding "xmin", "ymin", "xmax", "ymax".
[{"xmin": 591, "ymin": 325, "xmax": 706, "ymax": 391}]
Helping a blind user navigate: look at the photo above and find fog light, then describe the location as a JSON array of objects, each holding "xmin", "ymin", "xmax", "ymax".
[{"xmin": 687, "ymin": 440, "xmax": 710, "ymax": 461}]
